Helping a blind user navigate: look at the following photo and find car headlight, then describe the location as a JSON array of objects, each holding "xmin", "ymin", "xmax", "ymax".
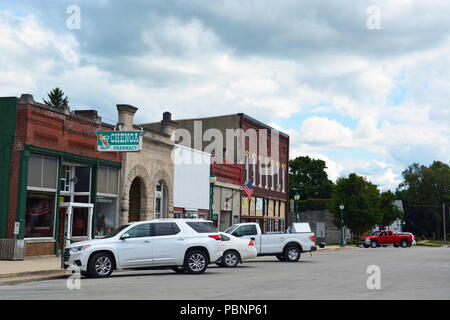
[{"xmin": 69, "ymin": 245, "xmax": 91, "ymax": 254}]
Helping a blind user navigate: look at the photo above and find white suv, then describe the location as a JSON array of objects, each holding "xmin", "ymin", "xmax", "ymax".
[{"xmin": 63, "ymin": 219, "xmax": 223, "ymax": 277}]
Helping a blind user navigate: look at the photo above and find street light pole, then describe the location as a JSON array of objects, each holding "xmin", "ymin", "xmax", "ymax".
[
  {"xmin": 339, "ymin": 204, "xmax": 344, "ymax": 247},
  {"xmin": 294, "ymin": 192, "xmax": 300, "ymax": 223},
  {"xmin": 209, "ymin": 173, "xmax": 217, "ymax": 222}
]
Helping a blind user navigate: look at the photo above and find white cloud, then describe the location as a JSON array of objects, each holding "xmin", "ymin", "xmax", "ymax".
[
  {"xmin": 1, "ymin": 1, "xmax": 450, "ymax": 191},
  {"xmin": 298, "ymin": 117, "xmax": 354, "ymax": 148}
]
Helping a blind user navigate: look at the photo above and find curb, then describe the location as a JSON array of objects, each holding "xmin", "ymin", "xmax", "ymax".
[
  {"xmin": 0, "ymin": 270, "xmax": 67, "ymax": 286},
  {"xmin": 0, "ymin": 269, "xmax": 65, "ymax": 279}
]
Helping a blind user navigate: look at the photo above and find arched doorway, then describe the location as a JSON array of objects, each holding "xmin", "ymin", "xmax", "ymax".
[
  {"xmin": 129, "ymin": 177, "xmax": 142, "ymax": 222},
  {"xmin": 154, "ymin": 181, "xmax": 167, "ymax": 219}
]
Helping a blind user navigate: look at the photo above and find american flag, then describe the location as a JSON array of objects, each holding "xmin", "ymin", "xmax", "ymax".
[
  {"xmin": 26, "ymin": 200, "xmax": 49, "ymax": 217},
  {"xmin": 242, "ymin": 181, "xmax": 254, "ymax": 199}
]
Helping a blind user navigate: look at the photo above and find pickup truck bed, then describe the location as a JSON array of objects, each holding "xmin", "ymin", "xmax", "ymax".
[{"xmin": 224, "ymin": 222, "xmax": 317, "ymax": 262}]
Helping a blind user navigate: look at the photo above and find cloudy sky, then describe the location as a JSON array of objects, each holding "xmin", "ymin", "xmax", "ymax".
[{"xmin": 1, "ymin": 0, "xmax": 449, "ymax": 191}]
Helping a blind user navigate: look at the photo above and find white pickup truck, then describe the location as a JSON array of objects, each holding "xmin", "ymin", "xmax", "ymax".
[{"xmin": 223, "ymin": 222, "xmax": 317, "ymax": 262}]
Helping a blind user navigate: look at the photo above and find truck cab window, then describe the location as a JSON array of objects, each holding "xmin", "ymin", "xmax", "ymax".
[{"xmin": 233, "ymin": 225, "xmax": 257, "ymax": 237}]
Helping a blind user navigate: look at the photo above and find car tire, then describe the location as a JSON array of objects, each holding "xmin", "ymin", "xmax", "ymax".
[
  {"xmin": 370, "ymin": 240, "xmax": 378, "ymax": 248},
  {"xmin": 222, "ymin": 250, "xmax": 240, "ymax": 268},
  {"xmin": 400, "ymin": 239, "xmax": 408, "ymax": 248},
  {"xmin": 363, "ymin": 244, "xmax": 370, "ymax": 248},
  {"xmin": 276, "ymin": 254, "xmax": 285, "ymax": 261},
  {"xmin": 184, "ymin": 249, "xmax": 209, "ymax": 274},
  {"xmin": 87, "ymin": 252, "xmax": 114, "ymax": 278},
  {"xmin": 171, "ymin": 266, "xmax": 187, "ymax": 273},
  {"xmin": 284, "ymin": 246, "xmax": 301, "ymax": 262}
]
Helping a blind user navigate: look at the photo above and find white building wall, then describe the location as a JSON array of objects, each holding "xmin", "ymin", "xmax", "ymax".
[{"xmin": 173, "ymin": 145, "xmax": 210, "ymax": 210}]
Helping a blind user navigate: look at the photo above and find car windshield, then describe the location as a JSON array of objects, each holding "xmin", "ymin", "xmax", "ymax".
[
  {"xmin": 102, "ymin": 224, "xmax": 130, "ymax": 238},
  {"xmin": 372, "ymin": 231, "xmax": 380, "ymax": 236},
  {"xmin": 224, "ymin": 225, "xmax": 238, "ymax": 234}
]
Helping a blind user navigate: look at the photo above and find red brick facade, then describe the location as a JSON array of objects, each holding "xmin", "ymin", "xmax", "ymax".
[
  {"xmin": 6, "ymin": 95, "xmax": 123, "ymax": 255},
  {"xmin": 241, "ymin": 116, "xmax": 289, "ymax": 203},
  {"xmin": 25, "ymin": 242, "xmax": 56, "ymax": 256}
]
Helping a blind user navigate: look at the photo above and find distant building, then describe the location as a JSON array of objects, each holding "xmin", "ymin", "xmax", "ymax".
[{"xmin": 374, "ymin": 200, "xmax": 405, "ymax": 233}]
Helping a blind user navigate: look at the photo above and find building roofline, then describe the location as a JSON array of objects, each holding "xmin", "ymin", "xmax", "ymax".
[{"xmin": 140, "ymin": 112, "xmax": 289, "ymax": 138}]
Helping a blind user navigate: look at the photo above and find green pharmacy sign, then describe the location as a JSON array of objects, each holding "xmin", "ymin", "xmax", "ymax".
[{"xmin": 97, "ymin": 131, "xmax": 142, "ymax": 152}]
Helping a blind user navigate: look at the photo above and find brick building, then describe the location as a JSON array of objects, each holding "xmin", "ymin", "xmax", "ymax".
[
  {"xmin": 0, "ymin": 94, "xmax": 123, "ymax": 257},
  {"xmin": 143, "ymin": 113, "xmax": 290, "ymax": 231}
]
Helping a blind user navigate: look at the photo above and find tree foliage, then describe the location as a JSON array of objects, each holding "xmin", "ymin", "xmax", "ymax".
[
  {"xmin": 396, "ymin": 161, "xmax": 450, "ymax": 239},
  {"xmin": 328, "ymin": 173, "xmax": 402, "ymax": 237},
  {"xmin": 289, "ymin": 156, "xmax": 334, "ymax": 200},
  {"xmin": 379, "ymin": 190, "xmax": 403, "ymax": 227},
  {"xmin": 43, "ymin": 87, "xmax": 69, "ymax": 109}
]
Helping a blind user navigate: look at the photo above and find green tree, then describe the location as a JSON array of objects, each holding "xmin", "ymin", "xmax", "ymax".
[
  {"xmin": 289, "ymin": 156, "xmax": 334, "ymax": 200},
  {"xmin": 379, "ymin": 190, "xmax": 403, "ymax": 227},
  {"xmin": 328, "ymin": 173, "xmax": 382, "ymax": 237},
  {"xmin": 43, "ymin": 87, "xmax": 69, "ymax": 109},
  {"xmin": 396, "ymin": 161, "xmax": 450, "ymax": 239}
]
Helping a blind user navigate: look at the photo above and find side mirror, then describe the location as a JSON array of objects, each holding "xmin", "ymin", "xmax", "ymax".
[{"xmin": 120, "ymin": 233, "xmax": 130, "ymax": 240}]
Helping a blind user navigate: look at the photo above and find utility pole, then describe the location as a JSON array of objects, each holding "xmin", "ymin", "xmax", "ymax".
[{"xmin": 443, "ymin": 203, "xmax": 447, "ymax": 242}]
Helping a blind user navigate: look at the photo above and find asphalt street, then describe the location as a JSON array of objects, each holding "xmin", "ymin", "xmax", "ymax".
[{"xmin": 0, "ymin": 246, "xmax": 449, "ymax": 300}]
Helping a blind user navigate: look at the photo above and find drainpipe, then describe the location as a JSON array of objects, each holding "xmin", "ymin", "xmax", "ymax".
[
  {"xmin": 54, "ymin": 156, "xmax": 63, "ymax": 257},
  {"xmin": 15, "ymin": 149, "xmax": 30, "ymax": 240}
]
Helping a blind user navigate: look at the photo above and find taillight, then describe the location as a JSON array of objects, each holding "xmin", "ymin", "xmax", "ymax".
[
  {"xmin": 249, "ymin": 240, "xmax": 254, "ymax": 246},
  {"xmin": 209, "ymin": 235, "xmax": 221, "ymax": 240},
  {"xmin": 309, "ymin": 235, "xmax": 315, "ymax": 243}
]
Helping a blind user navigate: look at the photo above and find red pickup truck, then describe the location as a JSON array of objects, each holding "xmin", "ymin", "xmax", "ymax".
[{"xmin": 359, "ymin": 230, "xmax": 414, "ymax": 248}]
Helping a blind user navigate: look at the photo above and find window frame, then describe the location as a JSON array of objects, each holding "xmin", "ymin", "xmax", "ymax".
[
  {"xmin": 25, "ymin": 154, "xmax": 59, "ymax": 239},
  {"xmin": 150, "ymin": 222, "xmax": 181, "ymax": 237}
]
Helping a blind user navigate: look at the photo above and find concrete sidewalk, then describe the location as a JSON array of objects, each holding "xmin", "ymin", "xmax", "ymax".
[
  {"xmin": 0, "ymin": 255, "xmax": 67, "ymax": 286},
  {"xmin": 316, "ymin": 245, "xmax": 356, "ymax": 252}
]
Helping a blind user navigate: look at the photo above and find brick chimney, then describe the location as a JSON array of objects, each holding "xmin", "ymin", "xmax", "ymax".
[{"xmin": 73, "ymin": 110, "xmax": 102, "ymax": 123}]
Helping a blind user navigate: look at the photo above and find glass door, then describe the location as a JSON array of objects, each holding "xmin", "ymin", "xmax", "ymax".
[{"xmin": 60, "ymin": 203, "xmax": 94, "ymax": 246}]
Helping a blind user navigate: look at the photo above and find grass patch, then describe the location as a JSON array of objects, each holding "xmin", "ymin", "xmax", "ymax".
[{"xmin": 416, "ymin": 240, "xmax": 450, "ymax": 247}]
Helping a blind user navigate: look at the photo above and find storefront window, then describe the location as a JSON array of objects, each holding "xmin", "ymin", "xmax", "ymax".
[
  {"xmin": 72, "ymin": 207, "xmax": 88, "ymax": 236},
  {"xmin": 155, "ymin": 182, "xmax": 166, "ymax": 219},
  {"xmin": 74, "ymin": 195, "xmax": 90, "ymax": 203},
  {"xmin": 26, "ymin": 154, "xmax": 58, "ymax": 238},
  {"xmin": 97, "ymin": 167, "xmax": 108, "ymax": 194},
  {"xmin": 96, "ymin": 167, "xmax": 119, "ymax": 235},
  {"xmin": 27, "ymin": 155, "xmax": 58, "ymax": 189},
  {"xmin": 74, "ymin": 166, "xmax": 91, "ymax": 192},
  {"xmin": 25, "ymin": 192, "xmax": 55, "ymax": 238},
  {"xmin": 97, "ymin": 167, "xmax": 118, "ymax": 195},
  {"xmin": 95, "ymin": 198, "xmax": 116, "ymax": 236}
]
